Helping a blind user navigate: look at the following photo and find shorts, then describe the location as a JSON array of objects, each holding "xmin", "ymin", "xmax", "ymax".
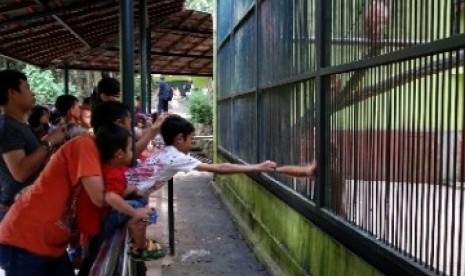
[{"xmin": 102, "ymin": 198, "xmax": 148, "ymax": 238}]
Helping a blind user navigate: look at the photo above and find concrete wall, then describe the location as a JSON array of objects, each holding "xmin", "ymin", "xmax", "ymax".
[{"xmin": 214, "ymin": 163, "xmax": 382, "ymax": 276}]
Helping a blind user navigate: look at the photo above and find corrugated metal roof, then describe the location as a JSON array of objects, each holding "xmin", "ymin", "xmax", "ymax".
[{"xmin": 0, "ymin": 0, "xmax": 212, "ymax": 76}]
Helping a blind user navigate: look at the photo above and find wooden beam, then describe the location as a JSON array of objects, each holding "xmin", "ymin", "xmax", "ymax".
[
  {"xmin": 22, "ymin": 40, "xmax": 82, "ymax": 59},
  {"xmin": 105, "ymin": 47, "xmax": 212, "ymax": 59},
  {"xmin": 161, "ymin": 11, "xmax": 212, "ymax": 71},
  {"xmin": 191, "ymin": 13, "xmax": 212, "ymax": 30},
  {"xmin": 184, "ymin": 36, "xmax": 212, "ymax": 54},
  {"xmin": 2, "ymin": 30, "xmax": 70, "ymax": 49},
  {"xmin": 32, "ymin": 0, "xmax": 91, "ymax": 48},
  {"xmin": 65, "ymin": 4, "xmax": 118, "ymax": 24},
  {"xmin": 72, "ymin": 10, "xmax": 120, "ymax": 28},
  {"xmin": 0, "ymin": 0, "xmax": 114, "ymax": 29},
  {"xmin": 150, "ymin": 51, "xmax": 212, "ymax": 59},
  {"xmin": 27, "ymin": 44, "xmax": 82, "ymax": 63},
  {"xmin": 0, "ymin": 2, "xmax": 36, "ymax": 14},
  {"xmin": 52, "ymin": 63, "xmax": 213, "ymax": 76},
  {"xmin": 176, "ymin": 54, "xmax": 213, "ymax": 73},
  {"xmin": 0, "ymin": 27, "xmax": 64, "ymax": 44},
  {"xmin": 154, "ymin": 27, "xmax": 212, "ymax": 37}
]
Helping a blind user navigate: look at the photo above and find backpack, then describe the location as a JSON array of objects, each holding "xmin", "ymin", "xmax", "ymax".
[
  {"xmin": 167, "ymin": 87, "xmax": 173, "ymax": 101},
  {"xmin": 159, "ymin": 82, "xmax": 173, "ymax": 101}
]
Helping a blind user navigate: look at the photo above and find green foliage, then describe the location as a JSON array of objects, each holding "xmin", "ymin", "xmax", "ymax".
[
  {"xmin": 24, "ymin": 65, "xmax": 77, "ymax": 105},
  {"xmin": 188, "ymin": 91, "xmax": 213, "ymax": 125},
  {"xmin": 185, "ymin": 0, "xmax": 213, "ymax": 13}
]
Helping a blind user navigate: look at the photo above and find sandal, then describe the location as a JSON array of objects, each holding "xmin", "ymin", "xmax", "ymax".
[{"xmin": 129, "ymin": 239, "xmax": 166, "ymax": 261}]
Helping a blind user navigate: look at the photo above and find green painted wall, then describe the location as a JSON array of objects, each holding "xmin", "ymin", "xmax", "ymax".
[{"xmin": 214, "ymin": 162, "xmax": 382, "ymax": 276}]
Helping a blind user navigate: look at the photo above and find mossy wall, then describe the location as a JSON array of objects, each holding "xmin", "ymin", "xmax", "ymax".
[{"xmin": 214, "ymin": 164, "xmax": 382, "ymax": 276}]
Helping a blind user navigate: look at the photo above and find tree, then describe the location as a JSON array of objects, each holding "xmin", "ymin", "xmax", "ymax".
[
  {"xmin": 24, "ymin": 65, "xmax": 77, "ymax": 105},
  {"xmin": 185, "ymin": 0, "xmax": 213, "ymax": 13}
]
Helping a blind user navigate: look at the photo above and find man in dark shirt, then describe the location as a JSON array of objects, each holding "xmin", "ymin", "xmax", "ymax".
[
  {"xmin": 0, "ymin": 69, "xmax": 65, "ymax": 221},
  {"xmin": 157, "ymin": 76, "xmax": 172, "ymax": 113}
]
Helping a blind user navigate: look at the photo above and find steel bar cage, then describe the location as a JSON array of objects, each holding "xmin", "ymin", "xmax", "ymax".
[{"xmin": 216, "ymin": 0, "xmax": 465, "ymax": 275}]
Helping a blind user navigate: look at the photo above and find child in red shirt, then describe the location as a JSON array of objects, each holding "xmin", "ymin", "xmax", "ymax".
[{"xmin": 95, "ymin": 124, "xmax": 163, "ymax": 260}]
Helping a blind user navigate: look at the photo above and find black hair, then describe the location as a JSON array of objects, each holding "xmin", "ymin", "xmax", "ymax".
[
  {"xmin": 0, "ymin": 69, "xmax": 27, "ymax": 106},
  {"xmin": 160, "ymin": 114, "xmax": 195, "ymax": 145},
  {"xmin": 95, "ymin": 124, "xmax": 131, "ymax": 163},
  {"xmin": 49, "ymin": 110, "xmax": 62, "ymax": 126},
  {"xmin": 91, "ymin": 101, "xmax": 130, "ymax": 133},
  {"xmin": 28, "ymin": 105, "xmax": 50, "ymax": 128},
  {"xmin": 97, "ymin": 77, "xmax": 120, "ymax": 97},
  {"xmin": 90, "ymin": 87, "xmax": 101, "ymax": 112},
  {"xmin": 55, "ymin": 95, "xmax": 79, "ymax": 117},
  {"xmin": 82, "ymin": 97, "xmax": 91, "ymax": 106}
]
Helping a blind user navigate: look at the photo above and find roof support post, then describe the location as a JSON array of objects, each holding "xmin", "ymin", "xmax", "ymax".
[
  {"xmin": 139, "ymin": 0, "xmax": 148, "ymax": 114},
  {"xmin": 120, "ymin": 0, "xmax": 135, "ymax": 114},
  {"xmin": 64, "ymin": 65, "xmax": 69, "ymax": 95},
  {"xmin": 147, "ymin": 33, "xmax": 152, "ymax": 114}
]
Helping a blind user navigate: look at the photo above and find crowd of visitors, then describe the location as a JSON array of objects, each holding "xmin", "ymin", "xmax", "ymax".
[{"xmin": 0, "ymin": 69, "xmax": 317, "ymax": 275}]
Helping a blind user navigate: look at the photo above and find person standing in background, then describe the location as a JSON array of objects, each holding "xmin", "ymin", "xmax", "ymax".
[{"xmin": 157, "ymin": 76, "xmax": 172, "ymax": 113}]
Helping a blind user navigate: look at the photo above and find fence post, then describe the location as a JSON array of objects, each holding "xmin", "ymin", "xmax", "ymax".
[
  {"xmin": 168, "ymin": 178, "xmax": 175, "ymax": 255},
  {"xmin": 314, "ymin": 0, "xmax": 332, "ymax": 207}
]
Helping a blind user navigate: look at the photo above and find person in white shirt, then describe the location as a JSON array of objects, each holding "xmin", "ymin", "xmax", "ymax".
[{"xmin": 127, "ymin": 114, "xmax": 317, "ymax": 193}]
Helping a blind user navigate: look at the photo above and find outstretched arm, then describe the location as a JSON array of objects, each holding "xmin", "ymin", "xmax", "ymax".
[
  {"xmin": 195, "ymin": 160, "xmax": 276, "ymax": 174},
  {"xmin": 275, "ymin": 161, "xmax": 317, "ymax": 178}
]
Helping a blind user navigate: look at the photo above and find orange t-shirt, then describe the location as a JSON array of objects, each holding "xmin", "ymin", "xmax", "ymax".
[{"xmin": 0, "ymin": 135, "xmax": 102, "ymax": 257}]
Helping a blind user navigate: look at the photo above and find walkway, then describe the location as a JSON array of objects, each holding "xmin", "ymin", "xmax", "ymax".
[{"xmin": 145, "ymin": 171, "xmax": 268, "ymax": 275}]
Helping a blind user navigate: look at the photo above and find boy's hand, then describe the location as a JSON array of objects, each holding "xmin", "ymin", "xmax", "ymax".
[
  {"xmin": 306, "ymin": 160, "xmax": 317, "ymax": 177},
  {"xmin": 256, "ymin": 160, "xmax": 277, "ymax": 172},
  {"xmin": 44, "ymin": 125, "xmax": 66, "ymax": 146},
  {"xmin": 150, "ymin": 113, "xmax": 167, "ymax": 132},
  {"xmin": 132, "ymin": 207, "xmax": 151, "ymax": 221},
  {"xmin": 133, "ymin": 188, "xmax": 149, "ymax": 198}
]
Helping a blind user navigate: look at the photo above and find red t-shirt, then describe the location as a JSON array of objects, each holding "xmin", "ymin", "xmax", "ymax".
[
  {"xmin": 102, "ymin": 165, "xmax": 127, "ymax": 196},
  {"xmin": 75, "ymin": 165, "xmax": 127, "ymax": 237}
]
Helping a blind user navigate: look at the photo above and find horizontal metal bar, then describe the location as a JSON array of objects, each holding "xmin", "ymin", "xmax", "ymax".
[
  {"xmin": 218, "ymin": 2, "xmax": 256, "ymax": 51},
  {"xmin": 106, "ymin": 47, "xmax": 213, "ymax": 59},
  {"xmin": 297, "ymin": 37, "xmax": 428, "ymax": 47},
  {"xmin": 51, "ymin": 64, "xmax": 213, "ymax": 76},
  {"xmin": 232, "ymin": 2, "xmax": 256, "ymax": 33},
  {"xmin": 193, "ymin": 135, "xmax": 213, "ymax": 140},
  {"xmin": 217, "ymin": 34, "xmax": 231, "ymax": 50},
  {"xmin": 217, "ymin": 88, "xmax": 256, "ymax": 101},
  {"xmin": 219, "ymin": 71, "xmax": 318, "ymax": 102},
  {"xmin": 321, "ymin": 34, "xmax": 465, "ymax": 76},
  {"xmin": 218, "ymin": 147, "xmax": 433, "ymax": 276},
  {"xmin": 260, "ymin": 71, "xmax": 318, "ymax": 90}
]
